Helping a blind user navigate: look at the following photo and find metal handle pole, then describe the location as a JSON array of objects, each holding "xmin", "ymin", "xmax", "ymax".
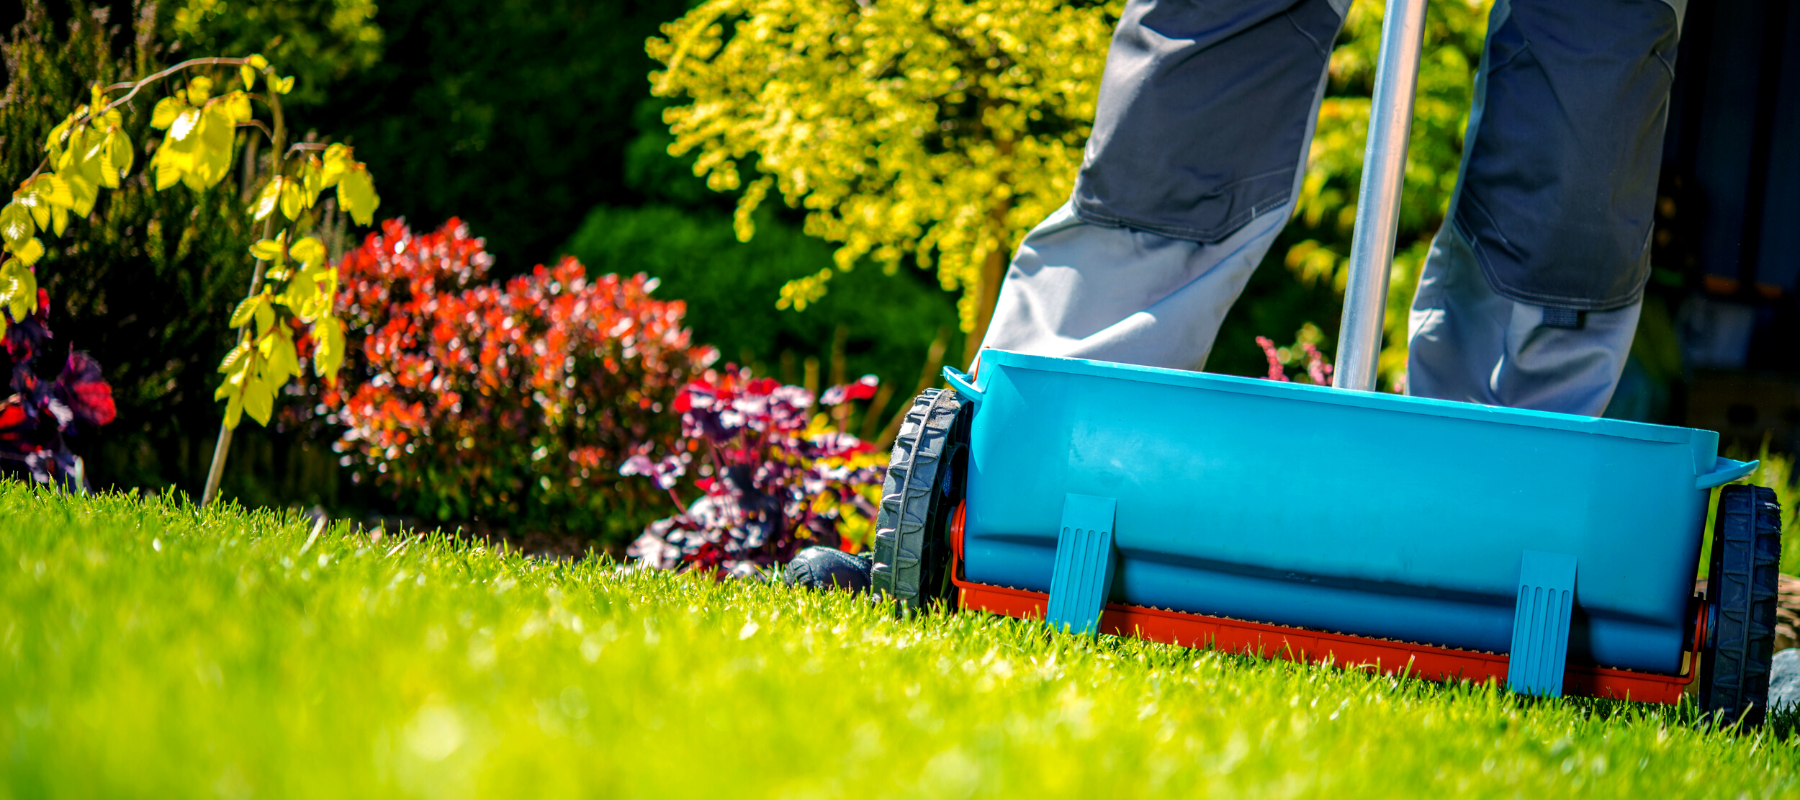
[{"xmin": 1332, "ymin": 0, "xmax": 1430, "ymax": 392}]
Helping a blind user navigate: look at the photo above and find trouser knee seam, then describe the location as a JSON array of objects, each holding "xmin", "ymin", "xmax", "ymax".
[{"xmin": 1284, "ymin": 11, "xmax": 1333, "ymax": 60}]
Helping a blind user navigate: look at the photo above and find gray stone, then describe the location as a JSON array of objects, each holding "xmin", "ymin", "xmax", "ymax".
[{"xmin": 1772, "ymin": 648, "xmax": 1800, "ymax": 715}]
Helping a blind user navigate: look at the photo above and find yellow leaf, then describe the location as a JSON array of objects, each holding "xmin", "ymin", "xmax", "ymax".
[
  {"xmin": 61, "ymin": 172, "xmax": 98, "ymax": 218},
  {"xmin": 191, "ymin": 106, "xmax": 237, "ymax": 188},
  {"xmin": 36, "ymin": 175, "xmax": 74, "ymax": 210},
  {"xmin": 223, "ymin": 387, "xmax": 245, "ymax": 429},
  {"xmin": 279, "ymin": 176, "xmax": 305, "ymax": 220},
  {"xmin": 289, "ymin": 236, "xmax": 326, "ymax": 270},
  {"xmin": 167, "ymin": 108, "xmax": 203, "ymax": 143},
  {"xmin": 20, "ymin": 175, "xmax": 72, "ymax": 233},
  {"xmin": 153, "ymin": 156, "xmax": 183, "ymax": 191},
  {"xmin": 293, "ymin": 260, "xmax": 340, "ymax": 322},
  {"xmin": 279, "ymin": 269, "xmax": 318, "ymax": 318},
  {"xmin": 108, "ymin": 129, "xmax": 134, "ymax": 174},
  {"xmin": 186, "ymin": 75, "xmax": 214, "ymax": 105},
  {"xmin": 150, "ymin": 97, "xmax": 185, "ymax": 130},
  {"xmin": 312, "ymin": 315, "xmax": 346, "ymax": 379},
  {"xmin": 73, "ymin": 133, "xmax": 108, "ymax": 198},
  {"xmin": 254, "ymin": 298, "xmax": 275, "ymax": 335},
  {"xmin": 248, "ymin": 54, "xmax": 269, "ymax": 71},
  {"xmin": 218, "ymin": 91, "xmax": 253, "ymax": 124},
  {"xmin": 0, "ymin": 259, "xmax": 39, "ymax": 321},
  {"xmin": 337, "ymin": 165, "xmax": 379, "ymax": 226},
  {"xmin": 243, "ymin": 376, "xmax": 274, "ymax": 426},
  {"xmin": 217, "ymin": 342, "xmax": 252, "ymax": 375},
  {"xmin": 249, "ymin": 177, "xmax": 284, "ymax": 221},
  {"xmin": 0, "ymin": 202, "xmax": 35, "ymax": 250},
  {"xmin": 267, "ymin": 325, "xmax": 300, "ymax": 385},
  {"xmin": 96, "ymin": 141, "xmax": 120, "ymax": 189},
  {"xmin": 10, "ymin": 237, "xmax": 44, "ymax": 267},
  {"xmin": 44, "ymin": 114, "xmax": 76, "ymax": 160},
  {"xmin": 79, "ymin": 124, "xmax": 107, "ymax": 163},
  {"xmin": 59, "ymin": 135, "xmax": 101, "ymax": 216},
  {"xmin": 240, "ymin": 65, "xmax": 256, "ymax": 91},
  {"xmin": 777, "ymin": 268, "xmax": 832, "ymax": 311},
  {"xmin": 300, "ymin": 156, "xmax": 325, "ymax": 205},
  {"xmin": 273, "ymin": 76, "xmax": 295, "ymax": 95},
  {"xmin": 321, "ymin": 143, "xmax": 352, "ymax": 188},
  {"xmin": 228, "ymin": 294, "xmax": 264, "ymax": 328},
  {"xmin": 248, "ymin": 237, "xmax": 285, "ymax": 262},
  {"xmin": 20, "ymin": 191, "xmax": 49, "ymax": 230}
]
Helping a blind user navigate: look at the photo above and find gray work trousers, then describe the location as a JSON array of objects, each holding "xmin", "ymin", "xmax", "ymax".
[{"xmin": 978, "ymin": 0, "xmax": 1683, "ymax": 416}]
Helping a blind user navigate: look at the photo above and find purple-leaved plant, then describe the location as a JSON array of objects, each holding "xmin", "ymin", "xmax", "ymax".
[
  {"xmin": 0, "ymin": 289, "xmax": 116, "ymax": 488},
  {"xmin": 622, "ymin": 367, "xmax": 885, "ymax": 577}
]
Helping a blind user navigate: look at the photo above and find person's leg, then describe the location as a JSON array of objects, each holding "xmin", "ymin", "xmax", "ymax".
[
  {"xmin": 1407, "ymin": 228, "xmax": 1642, "ymax": 415},
  {"xmin": 979, "ymin": 197, "xmax": 1294, "ymax": 370},
  {"xmin": 1408, "ymin": 0, "xmax": 1684, "ymax": 415},
  {"xmin": 979, "ymin": 0, "xmax": 1350, "ymax": 371}
]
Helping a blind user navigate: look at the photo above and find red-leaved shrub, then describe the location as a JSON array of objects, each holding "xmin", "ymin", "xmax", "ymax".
[{"xmin": 317, "ymin": 218, "xmax": 716, "ymax": 539}]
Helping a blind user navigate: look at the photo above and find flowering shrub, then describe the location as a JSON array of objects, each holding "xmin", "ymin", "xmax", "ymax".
[
  {"xmin": 623, "ymin": 368, "xmax": 885, "ymax": 577},
  {"xmin": 1256, "ymin": 324, "xmax": 1335, "ymax": 386},
  {"xmin": 0, "ymin": 289, "xmax": 116, "ymax": 487},
  {"xmin": 315, "ymin": 218, "xmax": 716, "ymax": 539}
]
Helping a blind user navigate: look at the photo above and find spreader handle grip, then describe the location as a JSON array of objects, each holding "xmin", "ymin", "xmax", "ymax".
[
  {"xmin": 943, "ymin": 366, "xmax": 982, "ymax": 406},
  {"xmin": 1696, "ymin": 457, "xmax": 1758, "ymax": 489}
]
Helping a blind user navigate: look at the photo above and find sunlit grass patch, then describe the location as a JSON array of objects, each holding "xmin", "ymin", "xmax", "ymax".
[{"xmin": 1, "ymin": 483, "xmax": 1795, "ymax": 798}]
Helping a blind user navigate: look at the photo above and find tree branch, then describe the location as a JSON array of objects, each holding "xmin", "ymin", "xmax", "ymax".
[
  {"xmin": 236, "ymin": 119, "xmax": 274, "ymax": 141},
  {"xmin": 26, "ymin": 58, "xmax": 261, "ymax": 189},
  {"xmin": 98, "ymin": 57, "xmax": 253, "ymax": 118}
]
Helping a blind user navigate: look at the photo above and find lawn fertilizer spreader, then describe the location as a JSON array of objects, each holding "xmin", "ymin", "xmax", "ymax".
[{"xmin": 859, "ymin": 0, "xmax": 1786, "ymax": 724}]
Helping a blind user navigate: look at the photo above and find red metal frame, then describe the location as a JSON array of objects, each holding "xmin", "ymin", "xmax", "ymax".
[{"xmin": 946, "ymin": 503, "xmax": 1696, "ymax": 704}]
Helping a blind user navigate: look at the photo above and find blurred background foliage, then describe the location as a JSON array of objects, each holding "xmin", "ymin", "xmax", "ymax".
[
  {"xmin": 562, "ymin": 205, "xmax": 961, "ymax": 408},
  {"xmin": 562, "ymin": 98, "xmax": 963, "ymax": 418},
  {"xmin": 5, "ymin": 0, "xmax": 1784, "ymax": 548},
  {"xmin": 0, "ymin": 0, "xmax": 1495, "ymax": 529},
  {"xmin": 166, "ymin": 0, "xmax": 382, "ymax": 110},
  {"xmin": 303, "ymin": 0, "xmax": 688, "ymax": 274},
  {"xmin": 0, "ymin": 0, "xmax": 960, "ymax": 533}
]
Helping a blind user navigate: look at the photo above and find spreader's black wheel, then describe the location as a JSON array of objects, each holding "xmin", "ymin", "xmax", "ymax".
[
  {"xmin": 1700, "ymin": 484, "xmax": 1783, "ymax": 727},
  {"xmin": 870, "ymin": 388, "xmax": 969, "ymax": 610}
]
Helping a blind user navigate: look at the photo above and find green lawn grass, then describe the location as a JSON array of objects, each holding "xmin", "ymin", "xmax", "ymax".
[{"xmin": 3, "ymin": 483, "xmax": 1796, "ymax": 799}]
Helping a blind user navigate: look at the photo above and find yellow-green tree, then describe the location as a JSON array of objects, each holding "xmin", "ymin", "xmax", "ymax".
[
  {"xmin": 653, "ymin": 0, "xmax": 1490, "ymax": 384},
  {"xmin": 649, "ymin": 0, "xmax": 1119, "ymax": 359}
]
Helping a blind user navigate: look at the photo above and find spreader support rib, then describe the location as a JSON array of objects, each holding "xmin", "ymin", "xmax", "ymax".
[
  {"xmin": 1046, "ymin": 494, "xmax": 1118, "ymax": 637},
  {"xmin": 1508, "ymin": 550, "xmax": 1578, "ymax": 697}
]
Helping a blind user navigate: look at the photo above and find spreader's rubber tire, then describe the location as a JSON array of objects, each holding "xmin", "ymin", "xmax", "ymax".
[
  {"xmin": 870, "ymin": 388, "xmax": 968, "ymax": 610},
  {"xmin": 1701, "ymin": 484, "xmax": 1783, "ymax": 728}
]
